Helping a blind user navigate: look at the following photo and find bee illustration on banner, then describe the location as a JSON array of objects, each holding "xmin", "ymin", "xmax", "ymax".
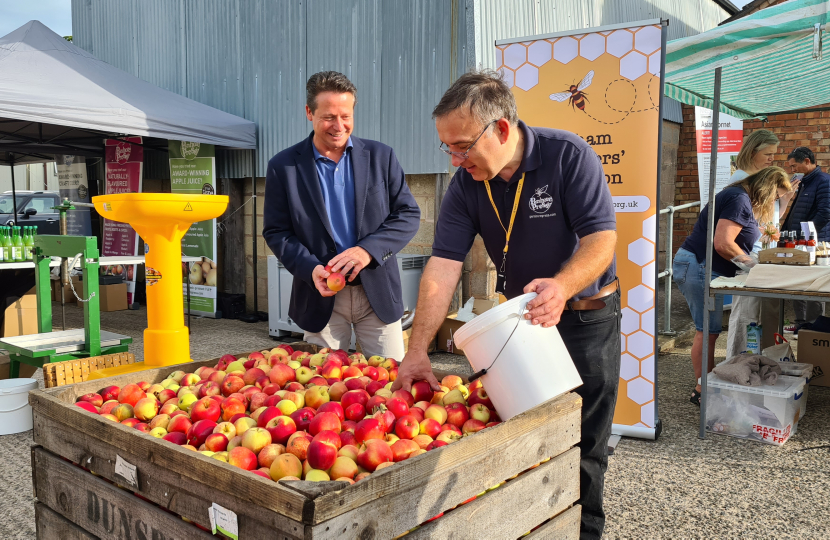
[{"xmin": 549, "ymin": 70, "xmax": 594, "ymax": 112}]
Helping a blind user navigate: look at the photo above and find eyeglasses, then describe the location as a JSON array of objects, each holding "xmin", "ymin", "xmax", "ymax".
[{"xmin": 439, "ymin": 120, "xmax": 498, "ymax": 160}]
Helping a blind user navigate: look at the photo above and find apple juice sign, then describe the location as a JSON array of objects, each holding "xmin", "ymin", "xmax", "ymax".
[{"xmin": 169, "ymin": 140, "xmax": 218, "ymax": 317}]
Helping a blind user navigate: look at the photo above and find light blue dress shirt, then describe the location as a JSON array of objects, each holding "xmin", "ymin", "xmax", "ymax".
[{"xmin": 312, "ymin": 138, "xmax": 357, "ymax": 253}]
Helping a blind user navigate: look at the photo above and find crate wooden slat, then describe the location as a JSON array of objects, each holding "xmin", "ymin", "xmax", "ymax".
[
  {"xmin": 35, "ymin": 503, "xmax": 98, "ymax": 540},
  {"xmin": 30, "ymin": 344, "xmax": 582, "ymax": 539},
  {"xmin": 42, "ymin": 352, "xmax": 137, "ymax": 388},
  {"xmin": 525, "ymin": 505, "xmax": 582, "ymax": 539}
]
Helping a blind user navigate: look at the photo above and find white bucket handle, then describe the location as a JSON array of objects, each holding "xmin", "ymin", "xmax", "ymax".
[
  {"xmin": 0, "ymin": 402, "xmax": 32, "ymax": 413},
  {"xmin": 468, "ymin": 304, "xmax": 527, "ymax": 382}
]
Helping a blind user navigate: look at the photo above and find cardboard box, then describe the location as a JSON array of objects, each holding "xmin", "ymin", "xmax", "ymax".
[
  {"xmin": 436, "ymin": 298, "xmax": 498, "ymax": 355},
  {"xmin": 2, "ymin": 288, "xmax": 39, "ymax": 338},
  {"xmin": 0, "ymin": 355, "xmax": 37, "ymax": 379},
  {"xmin": 402, "ymin": 327, "xmax": 436, "ymax": 354},
  {"xmin": 99, "ymin": 283, "xmax": 128, "ymax": 312},
  {"xmin": 797, "ymin": 330, "xmax": 830, "ymax": 387}
]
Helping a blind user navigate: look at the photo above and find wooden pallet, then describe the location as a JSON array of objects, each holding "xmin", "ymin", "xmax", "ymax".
[
  {"xmin": 30, "ymin": 344, "xmax": 582, "ymax": 539},
  {"xmin": 42, "ymin": 352, "xmax": 137, "ymax": 388}
]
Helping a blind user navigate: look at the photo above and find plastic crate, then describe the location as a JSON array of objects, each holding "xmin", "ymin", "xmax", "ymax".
[
  {"xmin": 777, "ymin": 361, "xmax": 813, "ymax": 422},
  {"xmin": 705, "ymin": 373, "xmax": 805, "ymax": 446},
  {"xmin": 217, "ymin": 292, "xmax": 246, "ymax": 320}
]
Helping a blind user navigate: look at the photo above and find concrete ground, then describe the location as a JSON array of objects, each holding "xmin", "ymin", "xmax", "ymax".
[{"xmin": 1, "ymin": 296, "xmax": 828, "ymax": 539}]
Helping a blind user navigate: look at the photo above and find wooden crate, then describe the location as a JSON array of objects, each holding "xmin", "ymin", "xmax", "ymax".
[
  {"xmin": 30, "ymin": 345, "xmax": 582, "ymax": 539},
  {"xmin": 42, "ymin": 352, "xmax": 137, "ymax": 388}
]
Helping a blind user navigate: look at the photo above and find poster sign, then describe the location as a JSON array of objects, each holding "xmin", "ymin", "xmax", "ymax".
[
  {"xmin": 497, "ymin": 22, "xmax": 663, "ymax": 439},
  {"xmin": 103, "ymin": 137, "xmax": 144, "ymax": 305},
  {"xmin": 56, "ymin": 155, "xmax": 92, "ymax": 236},
  {"xmin": 695, "ymin": 106, "xmax": 743, "ymax": 202},
  {"xmin": 169, "ymin": 141, "xmax": 218, "ymax": 317}
]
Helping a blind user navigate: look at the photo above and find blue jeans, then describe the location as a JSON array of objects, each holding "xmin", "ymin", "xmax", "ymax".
[{"xmin": 673, "ymin": 248, "xmax": 724, "ymax": 335}]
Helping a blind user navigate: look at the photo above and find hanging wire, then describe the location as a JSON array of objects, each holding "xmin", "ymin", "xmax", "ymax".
[{"xmin": 216, "ymin": 195, "xmax": 254, "ymax": 236}]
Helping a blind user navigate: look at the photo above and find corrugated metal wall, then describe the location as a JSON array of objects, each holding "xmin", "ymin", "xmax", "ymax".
[{"xmin": 72, "ymin": 0, "xmax": 727, "ymax": 176}]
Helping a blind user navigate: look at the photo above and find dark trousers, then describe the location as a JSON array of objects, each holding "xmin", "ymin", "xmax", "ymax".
[{"xmin": 558, "ymin": 289, "xmax": 621, "ymax": 540}]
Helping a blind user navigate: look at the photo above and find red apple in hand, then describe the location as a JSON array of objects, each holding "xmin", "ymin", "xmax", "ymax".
[{"xmin": 325, "ymin": 267, "xmax": 346, "ymax": 292}]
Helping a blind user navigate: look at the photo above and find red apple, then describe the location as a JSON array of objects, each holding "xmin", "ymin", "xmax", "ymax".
[
  {"xmin": 197, "ymin": 381, "xmax": 221, "ymax": 399},
  {"xmin": 408, "ymin": 407, "xmax": 425, "ymax": 423},
  {"xmin": 268, "ymin": 363, "xmax": 296, "ymax": 387},
  {"xmin": 220, "ymin": 375, "xmax": 245, "ymax": 397},
  {"xmin": 411, "ymin": 381, "xmax": 435, "ymax": 404},
  {"xmin": 308, "ymin": 376, "xmax": 328, "ymax": 387},
  {"xmin": 265, "ymin": 415, "xmax": 297, "ymax": 445},
  {"xmin": 99, "ymin": 400, "xmax": 119, "ymax": 415},
  {"xmin": 262, "ymin": 383, "xmax": 281, "ymax": 396},
  {"xmin": 309, "ymin": 412, "xmax": 341, "ymax": 435},
  {"xmin": 385, "ymin": 398, "xmax": 409, "ymax": 419},
  {"xmin": 343, "ymin": 365, "xmax": 363, "ymax": 379},
  {"xmin": 75, "ymin": 402, "xmax": 98, "ymax": 414},
  {"xmin": 440, "ymin": 423, "xmax": 462, "ymax": 435},
  {"xmin": 134, "ymin": 423, "xmax": 151, "ymax": 433},
  {"xmin": 357, "ymin": 439, "xmax": 393, "ymax": 471},
  {"xmin": 79, "ymin": 393, "xmax": 103, "ymax": 408},
  {"xmin": 362, "ymin": 366, "xmax": 379, "ymax": 381},
  {"xmin": 286, "ymin": 433, "xmax": 311, "ymax": 461},
  {"xmin": 256, "ymin": 406, "xmax": 282, "ymax": 428},
  {"xmin": 327, "ymin": 271, "xmax": 346, "ymax": 291},
  {"xmin": 390, "ymin": 439, "xmax": 421, "ymax": 462},
  {"xmin": 134, "ymin": 397, "xmax": 160, "ymax": 422},
  {"xmin": 117, "ymin": 384, "xmax": 146, "ymax": 407},
  {"xmin": 391, "ymin": 389, "xmax": 415, "ymax": 408},
  {"xmin": 190, "ymin": 397, "xmax": 221, "ymax": 423},
  {"xmin": 258, "ymin": 443, "xmax": 285, "ymax": 469},
  {"xmin": 394, "ymin": 415, "xmax": 420, "ymax": 440},
  {"xmin": 436, "ymin": 430, "xmax": 462, "ymax": 444},
  {"xmin": 120, "ymin": 417, "xmax": 140, "ymax": 428},
  {"xmin": 204, "ymin": 432, "xmax": 229, "ymax": 452},
  {"xmin": 365, "ymin": 380, "xmax": 385, "ymax": 396},
  {"xmin": 372, "ymin": 407, "xmax": 396, "ymax": 433},
  {"xmin": 249, "ymin": 392, "xmax": 269, "ymax": 412},
  {"xmin": 329, "ymin": 456, "xmax": 358, "ymax": 479},
  {"xmin": 317, "ymin": 401, "xmax": 344, "ymax": 422},
  {"xmin": 354, "ymin": 418, "xmax": 385, "ymax": 444},
  {"xmin": 339, "ymin": 430, "xmax": 357, "ymax": 447},
  {"xmin": 304, "ymin": 386, "xmax": 330, "ymax": 410},
  {"xmin": 228, "ymin": 446, "xmax": 258, "ymax": 470},
  {"xmin": 289, "ymin": 408, "xmax": 315, "ymax": 432},
  {"xmin": 365, "ymin": 395, "xmax": 387, "ymax": 412},
  {"xmin": 412, "ymin": 434, "xmax": 433, "ymax": 449},
  {"xmin": 270, "ymin": 453, "xmax": 303, "ymax": 481},
  {"xmin": 187, "ymin": 419, "xmax": 218, "ymax": 447},
  {"xmin": 344, "ymin": 378, "xmax": 366, "ymax": 391},
  {"xmin": 167, "ymin": 414, "xmax": 192, "ymax": 434},
  {"xmin": 285, "ymin": 381, "xmax": 304, "ymax": 392},
  {"xmin": 419, "ymin": 418, "xmax": 441, "ymax": 438},
  {"xmin": 162, "ymin": 432, "xmax": 187, "ymax": 445},
  {"xmin": 216, "ymin": 354, "xmax": 237, "ymax": 370},
  {"xmin": 328, "ymin": 381, "xmax": 349, "ymax": 401},
  {"xmin": 100, "ymin": 385, "xmax": 120, "ymax": 402},
  {"xmin": 341, "ymin": 390, "xmax": 370, "ymax": 411},
  {"xmin": 242, "ymin": 368, "xmax": 266, "ymax": 387},
  {"xmin": 344, "ymin": 403, "xmax": 366, "ymax": 422},
  {"xmin": 445, "ymin": 402, "xmax": 470, "ymax": 428},
  {"xmin": 426, "ymin": 440, "xmax": 449, "ymax": 451},
  {"xmin": 462, "ymin": 418, "xmax": 486, "ymax": 435}
]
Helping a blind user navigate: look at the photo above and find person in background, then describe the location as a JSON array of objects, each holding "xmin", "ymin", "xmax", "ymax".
[
  {"xmin": 782, "ymin": 146, "xmax": 830, "ymax": 331},
  {"xmin": 725, "ymin": 131, "xmax": 798, "ymax": 358},
  {"xmin": 674, "ymin": 167, "xmax": 792, "ymax": 405},
  {"xmin": 263, "ymin": 71, "xmax": 420, "ymax": 359}
]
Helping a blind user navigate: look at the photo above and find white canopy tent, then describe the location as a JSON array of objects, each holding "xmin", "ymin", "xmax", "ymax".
[{"xmin": 0, "ymin": 21, "xmax": 262, "ymax": 313}]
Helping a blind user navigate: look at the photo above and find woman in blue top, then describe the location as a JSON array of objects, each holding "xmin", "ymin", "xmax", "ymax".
[{"xmin": 673, "ymin": 167, "xmax": 792, "ymax": 405}]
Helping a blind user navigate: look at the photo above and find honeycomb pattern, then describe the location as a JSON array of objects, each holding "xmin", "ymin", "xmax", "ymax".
[
  {"xmin": 496, "ymin": 26, "xmax": 661, "ymax": 429},
  {"xmin": 496, "ymin": 26, "xmax": 663, "ymax": 91}
]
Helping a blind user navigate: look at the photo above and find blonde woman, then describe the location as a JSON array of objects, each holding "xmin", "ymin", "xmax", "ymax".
[
  {"xmin": 726, "ymin": 130, "xmax": 798, "ymax": 359},
  {"xmin": 674, "ymin": 167, "xmax": 792, "ymax": 404}
]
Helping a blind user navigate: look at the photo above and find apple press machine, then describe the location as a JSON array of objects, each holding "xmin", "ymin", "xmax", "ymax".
[{"xmin": 0, "ymin": 193, "xmax": 227, "ymax": 379}]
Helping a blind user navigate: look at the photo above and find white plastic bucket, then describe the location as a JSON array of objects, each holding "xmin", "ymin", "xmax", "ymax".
[
  {"xmin": 453, "ymin": 293, "xmax": 583, "ymax": 420},
  {"xmin": 0, "ymin": 378, "xmax": 38, "ymax": 435}
]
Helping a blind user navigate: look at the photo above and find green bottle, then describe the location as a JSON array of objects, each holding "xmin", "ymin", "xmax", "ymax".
[
  {"xmin": 0, "ymin": 227, "xmax": 7, "ymax": 262},
  {"xmin": 12, "ymin": 226, "xmax": 23, "ymax": 261},
  {"xmin": 32, "ymin": 225, "xmax": 38, "ymax": 259},
  {"xmin": 3, "ymin": 227, "xmax": 11, "ymax": 262},
  {"xmin": 24, "ymin": 226, "xmax": 34, "ymax": 260}
]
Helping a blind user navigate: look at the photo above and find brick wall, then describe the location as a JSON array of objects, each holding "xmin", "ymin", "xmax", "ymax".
[{"xmin": 673, "ymin": 105, "xmax": 830, "ymax": 252}]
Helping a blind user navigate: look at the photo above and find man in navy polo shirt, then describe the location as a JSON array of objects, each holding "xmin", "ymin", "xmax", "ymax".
[{"xmin": 392, "ymin": 70, "xmax": 620, "ymax": 540}]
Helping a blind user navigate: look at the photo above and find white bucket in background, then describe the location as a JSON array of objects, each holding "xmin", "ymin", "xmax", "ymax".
[
  {"xmin": 453, "ymin": 293, "xmax": 582, "ymax": 420},
  {"xmin": 0, "ymin": 378, "xmax": 38, "ymax": 435}
]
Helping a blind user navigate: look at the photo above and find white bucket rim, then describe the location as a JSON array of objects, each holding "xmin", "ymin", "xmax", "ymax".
[
  {"xmin": 0, "ymin": 378, "xmax": 38, "ymax": 393},
  {"xmin": 453, "ymin": 292, "xmax": 536, "ymax": 350}
]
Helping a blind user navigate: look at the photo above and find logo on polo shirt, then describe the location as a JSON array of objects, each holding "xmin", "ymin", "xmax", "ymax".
[{"xmin": 529, "ymin": 185, "xmax": 553, "ymax": 213}]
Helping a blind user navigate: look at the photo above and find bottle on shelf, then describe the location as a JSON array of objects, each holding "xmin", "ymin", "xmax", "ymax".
[
  {"xmin": 784, "ymin": 231, "xmax": 796, "ymax": 249},
  {"xmin": 807, "ymin": 233, "xmax": 817, "ymax": 264},
  {"xmin": 11, "ymin": 226, "xmax": 23, "ymax": 261},
  {"xmin": 0, "ymin": 227, "xmax": 7, "ymax": 262},
  {"xmin": 3, "ymin": 226, "xmax": 12, "ymax": 262},
  {"xmin": 23, "ymin": 226, "xmax": 34, "ymax": 260}
]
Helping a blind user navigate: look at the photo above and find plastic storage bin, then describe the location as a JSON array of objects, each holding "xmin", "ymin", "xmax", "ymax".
[
  {"xmin": 0, "ymin": 378, "xmax": 38, "ymax": 435},
  {"xmin": 777, "ymin": 361, "xmax": 812, "ymax": 422},
  {"xmin": 705, "ymin": 373, "xmax": 805, "ymax": 446}
]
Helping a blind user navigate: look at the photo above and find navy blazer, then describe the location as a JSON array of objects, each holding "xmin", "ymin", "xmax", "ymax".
[{"xmin": 263, "ymin": 133, "xmax": 420, "ymax": 333}]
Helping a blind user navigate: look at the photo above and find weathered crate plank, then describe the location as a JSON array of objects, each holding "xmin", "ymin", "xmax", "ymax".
[
  {"xmin": 306, "ymin": 393, "xmax": 581, "ymax": 537},
  {"xmin": 404, "ymin": 448, "xmax": 580, "ymax": 540},
  {"xmin": 33, "ymin": 447, "xmax": 215, "ymax": 539},
  {"xmin": 35, "ymin": 502, "xmax": 99, "ymax": 540},
  {"xmin": 524, "ymin": 505, "xmax": 581, "ymax": 539},
  {"xmin": 31, "ymin": 393, "xmax": 308, "ymax": 536}
]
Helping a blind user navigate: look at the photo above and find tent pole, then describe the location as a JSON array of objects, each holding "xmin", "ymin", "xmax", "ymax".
[
  {"xmin": 10, "ymin": 154, "xmax": 18, "ymax": 226},
  {"xmin": 251, "ymin": 150, "xmax": 258, "ymax": 315},
  {"xmin": 699, "ymin": 66, "xmax": 722, "ymax": 439}
]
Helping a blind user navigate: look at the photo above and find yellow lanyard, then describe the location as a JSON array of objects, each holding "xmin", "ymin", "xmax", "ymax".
[{"xmin": 483, "ymin": 173, "xmax": 525, "ymax": 256}]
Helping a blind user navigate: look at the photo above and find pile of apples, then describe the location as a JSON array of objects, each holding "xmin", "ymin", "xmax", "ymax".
[{"xmin": 74, "ymin": 345, "xmax": 499, "ymax": 485}]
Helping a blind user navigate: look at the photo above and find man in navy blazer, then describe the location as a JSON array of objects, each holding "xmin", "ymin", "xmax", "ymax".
[{"xmin": 263, "ymin": 71, "xmax": 420, "ymax": 359}]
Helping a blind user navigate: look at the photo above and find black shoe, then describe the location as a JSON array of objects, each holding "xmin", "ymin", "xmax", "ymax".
[{"xmin": 690, "ymin": 389, "xmax": 701, "ymax": 406}]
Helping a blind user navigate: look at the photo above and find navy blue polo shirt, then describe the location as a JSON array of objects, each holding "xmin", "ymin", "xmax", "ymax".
[{"xmin": 432, "ymin": 121, "xmax": 617, "ymax": 301}]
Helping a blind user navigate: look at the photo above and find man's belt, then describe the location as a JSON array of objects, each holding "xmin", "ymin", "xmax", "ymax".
[{"xmin": 566, "ymin": 279, "xmax": 619, "ymax": 312}]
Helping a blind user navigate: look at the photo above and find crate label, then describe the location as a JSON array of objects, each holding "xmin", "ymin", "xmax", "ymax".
[
  {"xmin": 752, "ymin": 423, "xmax": 791, "ymax": 445},
  {"xmin": 114, "ymin": 455, "xmax": 138, "ymax": 489},
  {"xmin": 210, "ymin": 503, "xmax": 239, "ymax": 539}
]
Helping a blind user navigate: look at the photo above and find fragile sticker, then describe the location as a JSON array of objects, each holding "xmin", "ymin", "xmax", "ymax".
[
  {"xmin": 752, "ymin": 423, "xmax": 791, "ymax": 445},
  {"xmin": 146, "ymin": 266, "xmax": 162, "ymax": 286}
]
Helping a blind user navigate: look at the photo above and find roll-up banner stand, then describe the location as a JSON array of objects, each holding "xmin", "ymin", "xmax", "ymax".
[
  {"xmin": 56, "ymin": 154, "xmax": 93, "ymax": 236},
  {"xmin": 169, "ymin": 141, "xmax": 218, "ymax": 318},
  {"xmin": 497, "ymin": 19, "xmax": 665, "ymax": 439},
  {"xmin": 103, "ymin": 137, "xmax": 144, "ymax": 306},
  {"xmin": 695, "ymin": 107, "xmax": 743, "ymax": 203}
]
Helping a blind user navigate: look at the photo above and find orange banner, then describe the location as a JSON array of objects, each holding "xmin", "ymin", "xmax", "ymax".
[{"xmin": 497, "ymin": 23, "xmax": 663, "ymax": 437}]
